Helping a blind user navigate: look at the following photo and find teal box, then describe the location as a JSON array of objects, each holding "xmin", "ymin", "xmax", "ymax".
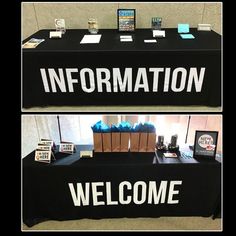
[{"xmin": 178, "ymin": 24, "xmax": 189, "ymax": 33}]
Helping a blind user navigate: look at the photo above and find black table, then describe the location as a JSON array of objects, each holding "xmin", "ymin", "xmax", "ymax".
[
  {"xmin": 22, "ymin": 29, "xmax": 221, "ymax": 108},
  {"xmin": 23, "ymin": 145, "xmax": 221, "ymax": 227}
]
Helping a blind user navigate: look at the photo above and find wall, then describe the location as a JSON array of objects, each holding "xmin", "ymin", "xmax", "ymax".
[{"xmin": 22, "ymin": 2, "xmax": 222, "ymax": 39}]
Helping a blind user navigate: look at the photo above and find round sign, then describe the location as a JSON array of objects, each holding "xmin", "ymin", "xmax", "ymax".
[
  {"xmin": 55, "ymin": 19, "xmax": 64, "ymax": 27},
  {"xmin": 198, "ymin": 134, "xmax": 214, "ymax": 148}
]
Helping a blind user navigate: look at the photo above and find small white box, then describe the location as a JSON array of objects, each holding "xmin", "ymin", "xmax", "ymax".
[
  {"xmin": 49, "ymin": 31, "xmax": 62, "ymax": 38},
  {"xmin": 80, "ymin": 151, "xmax": 93, "ymax": 158},
  {"xmin": 153, "ymin": 30, "xmax": 165, "ymax": 38},
  {"xmin": 197, "ymin": 24, "xmax": 211, "ymax": 31}
]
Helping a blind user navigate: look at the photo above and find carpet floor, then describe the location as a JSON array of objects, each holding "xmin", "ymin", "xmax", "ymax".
[{"xmin": 22, "ymin": 217, "xmax": 222, "ymax": 231}]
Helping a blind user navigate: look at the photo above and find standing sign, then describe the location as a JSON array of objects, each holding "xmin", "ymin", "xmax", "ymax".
[
  {"xmin": 59, "ymin": 142, "xmax": 75, "ymax": 154},
  {"xmin": 117, "ymin": 9, "xmax": 135, "ymax": 31},
  {"xmin": 193, "ymin": 130, "xmax": 218, "ymax": 159}
]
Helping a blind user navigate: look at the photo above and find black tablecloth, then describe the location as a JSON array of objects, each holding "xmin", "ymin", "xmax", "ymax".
[
  {"xmin": 23, "ymin": 145, "xmax": 221, "ymax": 227},
  {"xmin": 23, "ymin": 29, "xmax": 221, "ymax": 107}
]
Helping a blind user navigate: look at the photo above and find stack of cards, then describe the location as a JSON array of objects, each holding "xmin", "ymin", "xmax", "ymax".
[
  {"xmin": 35, "ymin": 139, "xmax": 55, "ymax": 163},
  {"xmin": 22, "ymin": 38, "xmax": 45, "ymax": 49},
  {"xmin": 120, "ymin": 35, "xmax": 133, "ymax": 42},
  {"xmin": 163, "ymin": 152, "xmax": 178, "ymax": 158},
  {"xmin": 144, "ymin": 39, "xmax": 157, "ymax": 43}
]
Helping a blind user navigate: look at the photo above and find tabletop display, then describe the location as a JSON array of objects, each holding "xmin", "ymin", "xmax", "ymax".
[{"xmin": 22, "ymin": 27, "xmax": 221, "ymax": 108}]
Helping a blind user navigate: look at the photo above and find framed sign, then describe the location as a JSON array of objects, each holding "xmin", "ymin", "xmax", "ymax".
[
  {"xmin": 59, "ymin": 141, "xmax": 75, "ymax": 154},
  {"xmin": 35, "ymin": 150, "xmax": 52, "ymax": 163},
  {"xmin": 55, "ymin": 19, "xmax": 66, "ymax": 34},
  {"xmin": 117, "ymin": 9, "xmax": 135, "ymax": 32},
  {"xmin": 39, "ymin": 138, "xmax": 54, "ymax": 147},
  {"xmin": 37, "ymin": 144, "xmax": 51, "ymax": 151},
  {"xmin": 151, "ymin": 17, "xmax": 162, "ymax": 30},
  {"xmin": 193, "ymin": 130, "xmax": 218, "ymax": 159}
]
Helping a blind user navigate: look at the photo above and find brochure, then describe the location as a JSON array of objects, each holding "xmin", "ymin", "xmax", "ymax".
[{"xmin": 22, "ymin": 38, "xmax": 45, "ymax": 48}]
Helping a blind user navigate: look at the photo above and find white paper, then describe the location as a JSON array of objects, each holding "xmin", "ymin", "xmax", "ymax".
[
  {"xmin": 144, "ymin": 39, "xmax": 157, "ymax": 43},
  {"xmin": 120, "ymin": 38, "xmax": 133, "ymax": 42},
  {"xmin": 120, "ymin": 35, "xmax": 132, "ymax": 39},
  {"xmin": 80, "ymin": 34, "xmax": 102, "ymax": 44}
]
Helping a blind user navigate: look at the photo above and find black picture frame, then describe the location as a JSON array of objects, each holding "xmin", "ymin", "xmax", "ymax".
[
  {"xmin": 117, "ymin": 9, "xmax": 136, "ymax": 32},
  {"xmin": 193, "ymin": 130, "xmax": 218, "ymax": 159}
]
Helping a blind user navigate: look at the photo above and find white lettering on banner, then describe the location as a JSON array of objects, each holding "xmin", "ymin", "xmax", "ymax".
[
  {"xmin": 106, "ymin": 182, "xmax": 119, "ymax": 205},
  {"xmin": 66, "ymin": 68, "xmax": 78, "ymax": 92},
  {"xmin": 167, "ymin": 181, "xmax": 182, "ymax": 204},
  {"xmin": 68, "ymin": 183, "xmax": 90, "ymax": 206},
  {"xmin": 187, "ymin": 68, "xmax": 205, "ymax": 92},
  {"xmin": 119, "ymin": 181, "xmax": 132, "ymax": 204},
  {"xmin": 91, "ymin": 182, "xmax": 105, "ymax": 206},
  {"xmin": 134, "ymin": 68, "xmax": 149, "ymax": 92},
  {"xmin": 40, "ymin": 69, "xmax": 50, "ymax": 92},
  {"xmin": 68, "ymin": 180, "xmax": 182, "ymax": 207},
  {"xmin": 80, "ymin": 68, "xmax": 95, "ymax": 93},
  {"xmin": 49, "ymin": 68, "xmax": 66, "ymax": 92},
  {"xmin": 148, "ymin": 181, "xmax": 167, "ymax": 204},
  {"xmin": 96, "ymin": 68, "xmax": 111, "ymax": 92},
  {"xmin": 171, "ymin": 68, "xmax": 187, "ymax": 92},
  {"xmin": 113, "ymin": 68, "xmax": 132, "ymax": 92},
  {"xmin": 149, "ymin": 68, "xmax": 164, "ymax": 92},
  {"xmin": 40, "ymin": 67, "xmax": 205, "ymax": 93},
  {"xmin": 133, "ymin": 181, "xmax": 147, "ymax": 204},
  {"xmin": 163, "ymin": 68, "xmax": 171, "ymax": 92}
]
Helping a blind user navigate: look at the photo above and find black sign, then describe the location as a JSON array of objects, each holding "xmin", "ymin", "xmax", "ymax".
[
  {"xmin": 22, "ymin": 29, "xmax": 221, "ymax": 108},
  {"xmin": 23, "ymin": 145, "xmax": 221, "ymax": 227},
  {"xmin": 193, "ymin": 130, "xmax": 218, "ymax": 159}
]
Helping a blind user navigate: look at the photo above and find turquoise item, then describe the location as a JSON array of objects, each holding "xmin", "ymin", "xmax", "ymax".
[
  {"xmin": 178, "ymin": 24, "xmax": 189, "ymax": 33},
  {"xmin": 180, "ymin": 34, "xmax": 195, "ymax": 39}
]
